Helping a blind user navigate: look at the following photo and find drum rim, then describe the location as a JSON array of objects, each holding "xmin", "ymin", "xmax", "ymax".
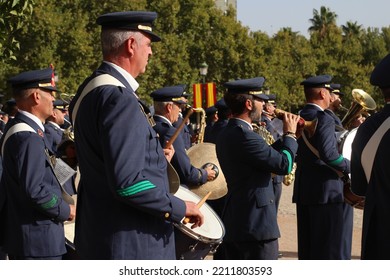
[
  {"xmin": 174, "ymin": 186, "xmax": 225, "ymax": 242},
  {"xmin": 173, "ymin": 223, "xmax": 224, "ymax": 244}
]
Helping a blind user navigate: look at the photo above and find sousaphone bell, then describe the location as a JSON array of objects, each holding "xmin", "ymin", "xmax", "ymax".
[{"xmin": 186, "ymin": 142, "xmax": 227, "ymax": 200}]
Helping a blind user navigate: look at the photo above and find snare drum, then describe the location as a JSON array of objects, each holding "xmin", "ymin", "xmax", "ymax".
[
  {"xmin": 173, "ymin": 186, "xmax": 225, "ymax": 260},
  {"xmin": 339, "ymin": 128, "xmax": 365, "ymax": 209}
]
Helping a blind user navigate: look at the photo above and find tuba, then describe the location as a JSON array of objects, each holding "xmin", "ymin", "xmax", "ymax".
[
  {"xmin": 341, "ymin": 89, "xmax": 376, "ymax": 131},
  {"xmin": 338, "ymin": 89, "xmax": 376, "ymax": 209}
]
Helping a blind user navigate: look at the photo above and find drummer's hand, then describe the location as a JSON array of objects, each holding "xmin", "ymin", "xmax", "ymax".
[
  {"xmin": 68, "ymin": 204, "xmax": 76, "ymax": 221},
  {"xmin": 184, "ymin": 201, "xmax": 204, "ymax": 229},
  {"xmin": 204, "ymin": 164, "xmax": 216, "ymax": 181},
  {"xmin": 163, "ymin": 143, "xmax": 175, "ymax": 162}
]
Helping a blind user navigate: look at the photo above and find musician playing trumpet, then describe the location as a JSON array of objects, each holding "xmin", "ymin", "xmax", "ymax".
[
  {"xmin": 324, "ymin": 84, "xmax": 353, "ymax": 260},
  {"xmin": 294, "ymin": 75, "xmax": 351, "ymax": 260},
  {"xmin": 215, "ymin": 77, "xmax": 300, "ymax": 260}
]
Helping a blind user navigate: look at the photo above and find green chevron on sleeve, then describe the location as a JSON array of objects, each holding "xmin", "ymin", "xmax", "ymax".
[
  {"xmin": 117, "ymin": 180, "xmax": 156, "ymax": 197},
  {"xmin": 40, "ymin": 194, "xmax": 58, "ymax": 210},
  {"xmin": 282, "ymin": 149, "xmax": 293, "ymax": 173},
  {"xmin": 328, "ymin": 155, "xmax": 344, "ymax": 167}
]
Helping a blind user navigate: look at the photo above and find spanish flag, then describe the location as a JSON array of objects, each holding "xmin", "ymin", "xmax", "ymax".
[{"xmin": 192, "ymin": 83, "xmax": 217, "ymax": 108}]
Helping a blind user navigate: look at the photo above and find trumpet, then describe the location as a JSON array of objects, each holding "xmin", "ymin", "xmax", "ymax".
[{"xmin": 273, "ymin": 109, "xmax": 317, "ymax": 138}]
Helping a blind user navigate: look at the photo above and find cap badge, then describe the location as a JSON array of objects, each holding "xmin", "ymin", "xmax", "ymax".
[{"xmin": 138, "ymin": 25, "xmax": 152, "ymax": 31}]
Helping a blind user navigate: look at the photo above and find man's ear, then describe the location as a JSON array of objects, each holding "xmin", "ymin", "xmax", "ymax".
[
  {"xmin": 31, "ymin": 90, "xmax": 40, "ymax": 104},
  {"xmin": 246, "ymin": 99, "xmax": 253, "ymax": 110},
  {"xmin": 126, "ymin": 37, "xmax": 136, "ymax": 57},
  {"xmin": 166, "ymin": 103, "xmax": 173, "ymax": 113},
  {"xmin": 319, "ymin": 88, "xmax": 327, "ymax": 100}
]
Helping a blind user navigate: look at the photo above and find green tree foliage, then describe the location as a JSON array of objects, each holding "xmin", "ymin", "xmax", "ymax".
[
  {"xmin": 308, "ymin": 6, "xmax": 338, "ymax": 39},
  {"xmin": 0, "ymin": 0, "xmax": 34, "ymax": 95},
  {"xmin": 0, "ymin": 0, "xmax": 34, "ymax": 62},
  {"xmin": 0, "ymin": 1, "xmax": 389, "ymax": 111}
]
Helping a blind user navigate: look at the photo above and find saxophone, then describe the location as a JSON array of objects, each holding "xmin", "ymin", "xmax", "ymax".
[
  {"xmin": 252, "ymin": 122, "xmax": 275, "ymax": 145},
  {"xmin": 253, "ymin": 121, "xmax": 296, "ymax": 186},
  {"xmin": 193, "ymin": 107, "xmax": 206, "ymax": 144},
  {"xmin": 283, "ymin": 162, "xmax": 296, "ymax": 186}
]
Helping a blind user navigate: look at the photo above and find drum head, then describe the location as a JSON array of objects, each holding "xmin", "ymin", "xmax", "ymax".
[
  {"xmin": 174, "ymin": 186, "xmax": 225, "ymax": 240},
  {"xmin": 341, "ymin": 128, "xmax": 358, "ymax": 161}
]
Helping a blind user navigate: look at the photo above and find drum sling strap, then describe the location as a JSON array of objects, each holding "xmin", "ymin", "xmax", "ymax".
[
  {"xmin": 71, "ymin": 74, "xmax": 179, "ymax": 193},
  {"xmin": 1, "ymin": 123, "xmax": 75, "ymax": 205},
  {"xmin": 361, "ymin": 116, "xmax": 390, "ymax": 183},
  {"xmin": 71, "ymin": 74, "xmax": 126, "ymax": 127}
]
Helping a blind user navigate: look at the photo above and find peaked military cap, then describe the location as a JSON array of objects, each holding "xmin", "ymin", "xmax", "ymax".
[
  {"xmin": 214, "ymin": 98, "xmax": 228, "ymax": 109},
  {"xmin": 300, "ymin": 75, "xmax": 333, "ymax": 90},
  {"xmin": 266, "ymin": 93, "xmax": 277, "ymax": 104},
  {"xmin": 53, "ymin": 99, "xmax": 69, "ymax": 110},
  {"xmin": 5, "ymin": 98, "xmax": 16, "ymax": 106},
  {"xmin": 370, "ymin": 53, "xmax": 390, "ymax": 88},
  {"xmin": 224, "ymin": 77, "xmax": 269, "ymax": 100},
  {"xmin": 176, "ymin": 84, "xmax": 189, "ymax": 97},
  {"xmin": 330, "ymin": 83, "xmax": 344, "ymax": 96},
  {"xmin": 8, "ymin": 68, "xmax": 59, "ymax": 92},
  {"xmin": 96, "ymin": 11, "xmax": 161, "ymax": 42},
  {"xmin": 205, "ymin": 106, "xmax": 217, "ymax": 115},
  {"xmin": 150, "ymin": 85, "xmax": 187, "ymax": 104}
]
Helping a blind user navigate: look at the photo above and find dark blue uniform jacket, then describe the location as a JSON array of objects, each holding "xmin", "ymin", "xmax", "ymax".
[
  {"xmin": 153, "ymin": 115, "xmax": 207, "ymax": 186},
  {"xmin": 351, "ymin": 104, "xmax": 390, "ymax": 259},
  {"xmin": 69, "ymin": 63, "xmax": 186, "ymax": 259},
  {"xmin": 0, "ymin": 113, "xmax": 70, "ymax": 257},
  {"xmin": 294, "ymin": 104, "xmax": 350, "ymax": 204},
  {"xmin": 44, "ymin": 122, "xmax": 63, "ymax": 154},
  {"xmin": 216, "ymin": 118, "xmax": 298, "ymax": 242}
]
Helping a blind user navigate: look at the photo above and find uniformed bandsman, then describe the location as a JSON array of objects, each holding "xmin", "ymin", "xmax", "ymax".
[
  {"xmin": 351, "ymin": 54, "xmax": 390, "ymax": 259},
  {"xmin": 151, "ymin": 85, "xmax": 216, "ymax": 186},
  {"xmin": 203, "ymin": 105, "xmax": 218, "ymax": 143},
  {"xmin": 216, "ymin": 77, "xmax": 299, "ymax": 260},
  {"xmin": 69, "ymin": 11, "xmax": 203, "ymax": 260},
  {"xmin": 44, "ymin": 100, "xmax": 66, "ymax": 154},
  {"xmin": 206, "ymin": 98, "xmax": 231, "ymax": 144},
  {"xmin": 0, "ymin": 68, "xmax": 76, "ymax": 260},
  {"xmin": 293, "ymin": 75, "xmax": 351, "ymax": 259},
  {"xmin": 324, "ymin": 83, "xmax": 353, "ymax": 260}
]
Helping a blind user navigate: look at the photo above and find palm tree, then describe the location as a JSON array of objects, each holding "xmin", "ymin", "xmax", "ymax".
[
  {"xmin": 308, "ymin": 6, "xmax": 338, "ymax": 38},
  {"xmin": 342, "ymin": 21, "xmax": 363, "ymax": 39}
]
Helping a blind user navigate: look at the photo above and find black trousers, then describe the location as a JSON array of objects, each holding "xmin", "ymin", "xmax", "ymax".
[{"xmin": 296, "ymin": 203, "xmax": 345, "ymax": 259}]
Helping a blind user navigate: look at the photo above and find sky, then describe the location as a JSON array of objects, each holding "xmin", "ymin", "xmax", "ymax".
[{"xmin": 236, "ymin": 0, "xmax": 390, "ymax": 37}]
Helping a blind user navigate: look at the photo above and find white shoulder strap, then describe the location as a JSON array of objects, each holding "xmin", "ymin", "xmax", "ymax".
[
  {"xmin": 361, "ymin": 117, "xmax": 390, "ymax": 183},
  {"xmin": 71, "ymin": 74, "xmax": 126, "ymax": 127},
  {"xmin": 302, "ymin": 131, "xmax": 344, "ymax": 177},
  {"xmin": 1, "ymin": 123, "xmax": 36, "ymax": 155}
]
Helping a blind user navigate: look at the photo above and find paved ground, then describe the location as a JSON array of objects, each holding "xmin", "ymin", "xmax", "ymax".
[{"xmin": 277, "ymin": 182, "xmax": 363, "ymax": 260}]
